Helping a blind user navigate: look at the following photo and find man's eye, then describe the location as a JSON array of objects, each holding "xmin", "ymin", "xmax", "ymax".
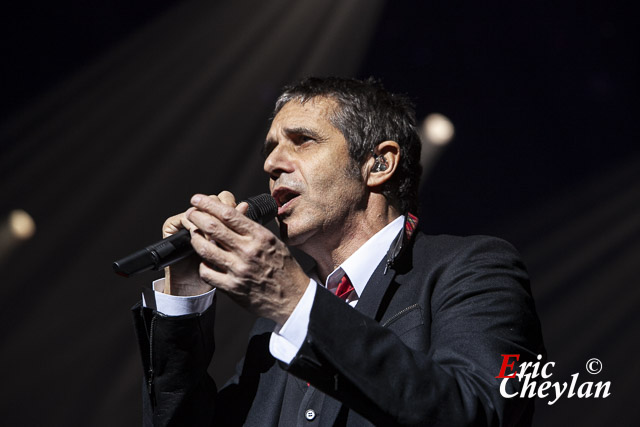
[{"xmin": 298, "ymin": 135, "xmax": 314, "ymax": 144}]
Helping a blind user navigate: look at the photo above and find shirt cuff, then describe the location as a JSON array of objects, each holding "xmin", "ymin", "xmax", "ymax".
[
  {"xmin": 141, "ymin": 278, "xmax": 216, "ymax": 316},
  {"xmin": 269, "ymin": 279, "xmax": 317, "ymax": 364}
]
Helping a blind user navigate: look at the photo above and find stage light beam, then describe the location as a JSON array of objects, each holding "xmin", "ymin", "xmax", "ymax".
[
  {"xmin": 9, "ymin": 209, "xmax": 36, "ymax": 240},
  {"xmin": 419, "ymin": 112, "xmax": 455, "ymax": 183},
  {"xmin": 422, "ymin": 113, "xmax": 454, "ymax": 146},
  {"xmin": 0, "ymin": 209, "xmax": 36, "ymax": 262}
]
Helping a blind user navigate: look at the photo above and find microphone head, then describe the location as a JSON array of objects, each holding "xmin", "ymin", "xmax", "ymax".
[
  {"xmin": 244, "ymin": 193, "xmax": 278, "ymax": 224},
  {"xmin": 113, "ymin": 193, "xmax": 278, "ymax": 278}
]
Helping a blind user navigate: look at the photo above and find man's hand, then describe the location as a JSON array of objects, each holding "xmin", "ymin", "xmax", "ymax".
[
  {"xmin": 178, "ymin": 192, "xmax": 309, "ymax": 324},
  {"xmin": 161, "ymin": 193, "xmax": 241, "ymax": 296}
]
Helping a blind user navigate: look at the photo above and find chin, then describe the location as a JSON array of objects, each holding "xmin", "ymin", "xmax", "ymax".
[{"xmin": 277, "ymin": 218, "xmax": 314, "ymax": 248}]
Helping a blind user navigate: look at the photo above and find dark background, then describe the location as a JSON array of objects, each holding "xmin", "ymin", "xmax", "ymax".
[{"xmin": 1, "ymin": 1, "xmax": 638, "ymax": 425}]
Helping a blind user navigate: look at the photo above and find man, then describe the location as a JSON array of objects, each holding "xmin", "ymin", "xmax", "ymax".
[{"xmin": 133, "ymin": 77, "xmax": 545, "ymax": 426}]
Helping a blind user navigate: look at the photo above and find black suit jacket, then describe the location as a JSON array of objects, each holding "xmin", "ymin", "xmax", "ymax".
[{"xmin": 133, "ymin": 232, "xmax": 545, "ymax": 426}]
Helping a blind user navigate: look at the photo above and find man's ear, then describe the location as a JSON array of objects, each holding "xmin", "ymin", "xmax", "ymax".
[{"xmin": 364, "ymin": 141, "xmax": 400, "ymax": 188}]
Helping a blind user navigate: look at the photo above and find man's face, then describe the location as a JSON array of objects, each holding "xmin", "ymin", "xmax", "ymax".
[{"xmin": 263, "ymin": 97, "xmax": 366, "ymax": 249}]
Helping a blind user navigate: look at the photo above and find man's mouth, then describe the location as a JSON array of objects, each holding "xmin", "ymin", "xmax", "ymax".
[{"xmin": 272, "ymin": 187, "xmax": 301, "ymax": 215}]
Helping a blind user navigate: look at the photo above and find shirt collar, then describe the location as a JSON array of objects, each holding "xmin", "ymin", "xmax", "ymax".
[{"xmin": 324, "ymin": 215, "xmax": 405, "ymax": 298}]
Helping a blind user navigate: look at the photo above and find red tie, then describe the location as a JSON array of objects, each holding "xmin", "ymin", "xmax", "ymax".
[{"xmin": 335, "ymin": 274, "xmax": 354, "ymax": 301}]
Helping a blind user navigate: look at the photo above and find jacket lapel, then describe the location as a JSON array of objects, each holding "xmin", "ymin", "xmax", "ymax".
[
  {"xmin": 316, "ymin": 218, "xmax": 419, "ymax": 426},
  {"xmin": 354, "ymin": 255, "xmax": 398, "ymax": 320},
  {"xmin": 314, "ymin": 257, "xmax": 398, "ymax": 426},
  {"xmin": 355, "ymin": 219, "xmax": 416, "ymax": 321}
]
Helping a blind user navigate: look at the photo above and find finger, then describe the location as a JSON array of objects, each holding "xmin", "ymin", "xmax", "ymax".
[
  {"xmin": 179, "ymin": 207, "xmax": 199, "ymax": 232},
  {"xmin": 217, "ymin": 191, "xmax": 237, "ymax": 207},
  {"xmin": 162, "ymin": 210, "xmax": 196, "ymax": 238},
  {"xmin": 162, "ymin": 214, "xmax": 182, "ymax": 238},
  {"xmin": 236, "ymin": 201, "xmax": 249, "ymax": 215},
  {"xmin": 190, "ymin": 194, "xmax": 254, "ymax": 235},
  {"xmin": 198, "ymin": 261, "xmax": 231, "ymax": 290},
  {"xmin": 187, "ymin": 209, "xmax": 243, "ymax": 250},
  {"xmin": 190, "ymin": 232, "xmax": 236, "ymax": 271},
  {"xmin": 198, "ymin": 262, "xmax": 253, "ymax": 305},
  {"xmin": 201, "ymin": 192, "xmax": 238, "ymax": 208}
]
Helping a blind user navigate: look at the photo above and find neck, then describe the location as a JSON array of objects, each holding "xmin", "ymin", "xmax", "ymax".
[{"xmin": 301, "ymin": 199, "xmax": 401, "ymax": 282}]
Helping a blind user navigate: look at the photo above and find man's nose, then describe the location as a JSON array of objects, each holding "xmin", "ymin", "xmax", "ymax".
[{"xmin": 264, "ymin": 144, "xmax": 295, "ymax": 179}]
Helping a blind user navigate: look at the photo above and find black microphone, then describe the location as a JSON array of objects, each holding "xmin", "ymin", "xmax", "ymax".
[{"xmin": 112, "ymin": 193, "xmax": 277, "ymax": 277}]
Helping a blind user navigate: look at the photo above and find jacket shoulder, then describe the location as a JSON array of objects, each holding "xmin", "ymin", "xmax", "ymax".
[
  {"xmin": 413, "ymin": 232, "xmax": 520, "ymax": 254},
  {"xmin": 407, "ymin": 233, "xmax": 524, "ymax": 269}
]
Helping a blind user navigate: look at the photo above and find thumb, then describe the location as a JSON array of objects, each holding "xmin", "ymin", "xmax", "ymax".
[{"xmin": 236, "ymin": 201, "xmax": 250, "ymax": 216}]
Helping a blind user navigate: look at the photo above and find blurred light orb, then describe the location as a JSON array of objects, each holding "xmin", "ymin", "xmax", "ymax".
[
  {"xmin": 9, "ymin": 209, "xmax": 36, "ymax": 240},
  {"xmin": 422, "ymin": 113, "xmax": 454, "ymax": 146}
]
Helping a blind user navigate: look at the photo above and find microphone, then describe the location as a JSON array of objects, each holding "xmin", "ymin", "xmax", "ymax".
[{"xmin": 112, "ymin": 193, "xmax": 277, "ymax": 277}]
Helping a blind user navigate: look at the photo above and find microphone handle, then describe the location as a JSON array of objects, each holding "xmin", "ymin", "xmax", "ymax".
[{"xmin": 113, "ymin": 193, "xmax": 277, "ymax": 277}]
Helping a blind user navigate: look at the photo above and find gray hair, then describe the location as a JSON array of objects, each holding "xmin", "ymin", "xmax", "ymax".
[{"xmin": 273, "ymin": 76, "xmax": 422, "ymax": 214}]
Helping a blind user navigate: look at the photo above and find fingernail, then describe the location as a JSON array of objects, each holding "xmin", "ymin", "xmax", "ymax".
[{"xmin": 191, "ymin": 195, "xmax": 202, "ymax": 204}]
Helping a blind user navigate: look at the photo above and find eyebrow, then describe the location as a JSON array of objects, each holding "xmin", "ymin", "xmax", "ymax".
[
  {"xmin": 283, "ymin": 126, "xmax": 325, "ymax": 141},
  {"xmin": 262, "ymin": 126, "xmax": 326, "ymax": 157}
]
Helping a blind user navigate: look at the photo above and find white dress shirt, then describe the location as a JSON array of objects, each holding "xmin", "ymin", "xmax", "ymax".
[{"xmin": 142, "ymin": 215, "xmax": 405, "ymax": 365}]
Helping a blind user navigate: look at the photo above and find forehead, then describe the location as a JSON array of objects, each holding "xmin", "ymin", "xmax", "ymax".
[{"xmin": 268, "ymin": 97, "xmax": 339, "ymax": 135}]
